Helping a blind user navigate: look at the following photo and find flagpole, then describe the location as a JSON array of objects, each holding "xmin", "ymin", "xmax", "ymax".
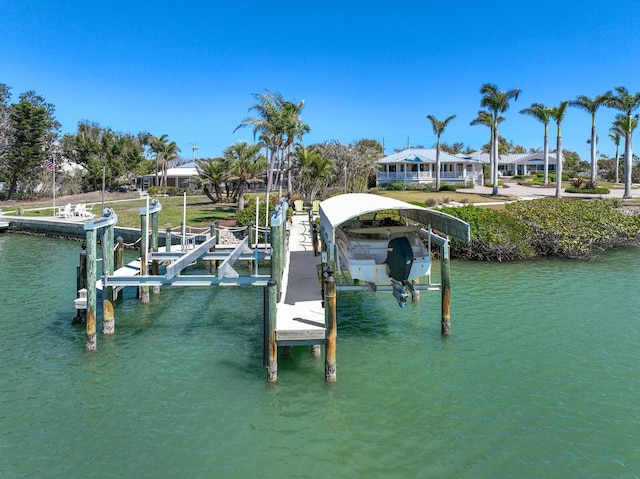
[{"xmin": 52, "ymin": 156, "xmax": 56, "ymax": 216}]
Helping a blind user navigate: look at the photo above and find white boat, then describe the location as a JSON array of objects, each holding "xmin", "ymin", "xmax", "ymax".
[{"xmin": 319, "ymin": 193, "xmax": 470, "ymax": 306}]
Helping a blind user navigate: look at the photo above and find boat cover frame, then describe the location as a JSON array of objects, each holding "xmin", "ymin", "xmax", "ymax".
[{"xmin": 319, "ymin": 193, "xmax": 470, "ymax": 259}]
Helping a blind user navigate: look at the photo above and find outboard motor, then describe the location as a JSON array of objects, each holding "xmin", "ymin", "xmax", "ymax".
[{"xmin": 385, "ymin": 236, "xmax": 414, "ymax": 283}]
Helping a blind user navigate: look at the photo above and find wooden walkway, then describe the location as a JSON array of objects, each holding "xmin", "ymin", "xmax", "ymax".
[{"xmin": 276, "ymin": 214, "xmax": 325, "ymax": 346}]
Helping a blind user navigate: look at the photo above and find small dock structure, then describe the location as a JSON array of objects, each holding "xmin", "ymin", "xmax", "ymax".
[{"xmin": 70, "ymin": 194, "xmax": 470, "ymax": 383}]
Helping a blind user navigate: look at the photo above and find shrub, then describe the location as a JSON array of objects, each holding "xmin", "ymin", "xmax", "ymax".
[
  {"xmin": 439, "ymin": 205, "xmax": 535, "ymax": 261},
  {"xmin": 424, "ymin": 197, "xmax": 439, "ymax": 207},
  {"xmin": 565, "ymin": 187, "xmax": 610, "ymax": 194},
  {"xmin": 506, "ymin": 197, "xmax": 640, "ymax": 259},
  {"xmin": 569, "ymin": 177, "xmax": 584, "ymax": 188}
]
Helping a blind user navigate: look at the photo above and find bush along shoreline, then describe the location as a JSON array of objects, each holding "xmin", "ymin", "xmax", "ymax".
[{"xmin": 440, "ymin": 198, "xmax": 640, "ymax": 261}]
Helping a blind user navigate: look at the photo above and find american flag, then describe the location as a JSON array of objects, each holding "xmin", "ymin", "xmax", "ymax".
[{"xmin": 43, "ymin": 158, "xmax": 54, "ymax": 173}]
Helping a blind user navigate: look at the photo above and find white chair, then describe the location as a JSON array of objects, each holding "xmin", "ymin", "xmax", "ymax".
[
  {"xmin": 55, "ymin": 203, "xmax": 72, "ymax": 218},
  {"xmin": 73, "ymin": 204, "xmax": 94, "ymax": 218}
]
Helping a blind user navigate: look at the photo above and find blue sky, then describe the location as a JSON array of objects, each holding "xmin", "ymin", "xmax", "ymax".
[{"xmin": 3, "ymin": 0, "xmax": 640, "ymax": 162}]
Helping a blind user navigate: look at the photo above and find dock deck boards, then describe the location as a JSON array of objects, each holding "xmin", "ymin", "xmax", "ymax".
[{"xmin": 276, "ymin": 214, "xmax": 325, "ymax": 345}]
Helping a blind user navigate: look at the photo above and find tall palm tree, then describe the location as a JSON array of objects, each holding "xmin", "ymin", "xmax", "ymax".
[
  {"xmin": 426, "ymin": 114, "xmax": 456, "ymax": 190},
  {"xmin": 612, "ymin": 114, "xmax": 639, "ymax": 193},
  {"xmin": 549, "ymin": 101, "xmax": 569, "ymax": 198},
  {"xmin": 223, "ymin": 141, "xmax": 267, "ymax": 210},
  {"xmin": 608, "ymin": 125, "xmax": 624, "ymax": 183},
  {"xmin": 568, "ymin": 94, "xmax": 608, "ymax": 183},
  {"xmin": 234, "ymin": 90, "xmax": 287, "ymax": 200},
  {"xmin": 603, "ymin": 86, "xmax": 640, "ymax": 198},
  {"xmin": 519, "ymin": 103, "xmax": 552, "ymax": 183},
  {"xmin": 470, "ymin": 110, "xmax": 503, "ymax": 184},
  {"xmin": 196, "ymin": 157, "xmax": 227, "ymax": 203},
  {"xmin": 479, "ymin": 83, "xmax": 520, "ymax": 195},
  {"xmin": 149, "ymin": 133, "xmax": 170, "ymax": 187},
  {"xmin": 280, "ymin": 100, "xmax": 309, "ymax": 195}
]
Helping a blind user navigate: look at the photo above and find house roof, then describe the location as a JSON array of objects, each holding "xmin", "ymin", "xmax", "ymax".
[{"xmin": 379, "ymin": 148, "xmax": 483, "ymax": 164}]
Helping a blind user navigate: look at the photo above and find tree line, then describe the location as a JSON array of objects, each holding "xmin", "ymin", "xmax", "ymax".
[
  {"xmin": 2, "ymin": 80, "xmax": 639, "ymax": 204},
  {"xmin": 0, "ymin": 82, "xmax": 184, "ymax": 200}
]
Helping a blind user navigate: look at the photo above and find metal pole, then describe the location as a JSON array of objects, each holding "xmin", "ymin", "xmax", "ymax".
[{"xmin": 101, "ymin": 166, "xmax": 105, "ymax": 212}]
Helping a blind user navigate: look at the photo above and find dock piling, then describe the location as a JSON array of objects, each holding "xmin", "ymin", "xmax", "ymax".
[
  {"xmin": 324, "ymin": 266, "xmax": 337, "ymax": 382},
  {"xmin": 139, "ymin": 211, "xmax": 149, "ymax": 304},
  {"xmin": 265, "ymin": 278, "xmax": 278, "ymax": 382},
  {"xmin": 151, "ymin": 209, "xmax": 160, "ymax": 295},
  {"xmin": 102, "ymin": 224, "xmax": 115, "ymax": 335},
  {"xmin": 440, "ymin": 241, "xmax": 451, "ymax": 336},
  {"xmin": 85, "ymin": 229, "xmax": 97, "ymax": 351},
  {"xmin": 72, "ymin": 243, "xmax": 87, "ymax": 325}
]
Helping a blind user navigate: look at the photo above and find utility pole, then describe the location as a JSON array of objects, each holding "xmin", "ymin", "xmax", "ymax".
[{"xmin": 191, "ymin": 143, "xmax": 198, "ymax": 162}]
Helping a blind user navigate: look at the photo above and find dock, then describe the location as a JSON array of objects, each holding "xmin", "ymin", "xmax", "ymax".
[{"xmin": 276, "ymin": 214, "xmax": 325, "ymax": 346}]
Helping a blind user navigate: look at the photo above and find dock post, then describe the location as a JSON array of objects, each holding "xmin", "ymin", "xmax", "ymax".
[
  {"xmin": 265, "ymin": 278, "xmax": 278, "ymax": 382},
  {"xmin": 270, "ymin": 217, "xmax": 284, "ymax": 300},
  {"xmin": 102, "ymin": 225, "xmax": 115, "ymax": 335},
  {"xmin": 139, "ymin": 212, "xmax": 149, "ymax": 304},
  {"xmin": 411, "ymin": 278, "xmax": 420, "ymax": 302},
  {"xmin": 311, "ymin": 221, "xmax": 319, "ymax": 256},
  {"xmin": 114, "ymin": 235, "xmax": 124, "ymax": 302},
  {"xmin": 211, "ymin": 221, "xmax": 220, "ymax": 272},
  {"xmin": 440, "ymin": 240, "xmax": 451, "ymax": 336},
  {"xmin": 85, "ymin": 229, "xmax": 97, "ymax": 351},
  {"xmin": 165, "ymin": 228, "xmax": 172, "ymax": 252},
  {"xmin": 151, "ymin": 210, "xmax": 160, "ymax": 295},
  {"xmin": 324, "ymin": 266, "xmax": 337, "ymax": 382},
  {"xmin": 73, "ymin": 242, "xmax": 87, "ymax": 324},
  {"xmin": 247, "ymin": 221, "xmax": 254, "ymax": 274},
  {"xmin": 115, "ymin": 236, "xmax": 124, "ymax": 269}
]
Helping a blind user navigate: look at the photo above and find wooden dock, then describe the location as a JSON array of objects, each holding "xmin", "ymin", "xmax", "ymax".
[{"xmin": 276, "ymin": 214, "xmax": 325, "ymax": 346}]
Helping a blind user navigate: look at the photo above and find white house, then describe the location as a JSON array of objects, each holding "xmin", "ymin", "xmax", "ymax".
[
  {"xmin": 376, "ymin": 148, "xmax": 485, "ymax": 186},
  {"xmin": 377, "ymin": 148, "xmax": 560, "ymax": 187},
  {"xmin": 136, "ymin": 162, "xmax": 200, "ymax": 190}
]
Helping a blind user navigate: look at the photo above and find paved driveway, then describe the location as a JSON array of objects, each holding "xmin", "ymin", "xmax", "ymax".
[{"xmin": 464, "ymin": 181, "xmax": 640, "ymax": 200}]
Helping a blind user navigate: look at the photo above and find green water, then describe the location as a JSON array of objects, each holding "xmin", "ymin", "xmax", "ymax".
[{"xmin": 1, "ymin": 233, "xmax": 639, "ymax": 478}]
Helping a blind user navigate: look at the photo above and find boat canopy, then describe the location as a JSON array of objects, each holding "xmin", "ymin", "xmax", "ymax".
[{"xmin": 319, "ymin": 193, "xmax": 470, "ymax": 249}]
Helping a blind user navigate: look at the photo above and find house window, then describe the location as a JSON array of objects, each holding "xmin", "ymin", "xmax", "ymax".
[{"xmin": 389, "ymin": 165, "xmax": 396, "ymax": 172}]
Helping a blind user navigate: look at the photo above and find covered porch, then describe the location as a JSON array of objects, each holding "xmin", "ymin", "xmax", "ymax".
[{"xmin": 377, "ymin": 148, "xmax": 484, "ymax": 186}]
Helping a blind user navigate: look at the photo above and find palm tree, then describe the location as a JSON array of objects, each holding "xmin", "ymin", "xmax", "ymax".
[
  {"xmin": 223, "ymin": 141, "xmax": 267, "ymax": 210},
  {"xmin": 280, "ymin": 100, "xmax": 309, "ymax": 195},
  {"xmin": 292, "ymin": 144, "xmax": 334, "ymax": 202},
  {"xmin": 148, "ymin": 134, "xmax": 180, "ymax": 193},
  {"xmin": 608, "ymin": 125, "xmax": 624, "ymax": 183},
  {"xmin": 149, "ymin": 133, "xmax": 169, "ymax": 187},
  {"xmin": 196, "ymin": 157, "xmax": 227, "ymax": 202},
  {"xmin": 470, "ymin": 110, "xmax": 503, "ymax": 184},
  {"xmin": 426, "ymin": 114, "xmax": 456, "ymax": 190},
  {"xmin": 603, "ymin": 86, "xmax": 640, "ymax": 198},
  {"xmin": 568, "ymin": 94, "xmax": 608, "ymax": 183},
  {"xmin": 519, "ymin": 103, "xmax": 552, "ymax": 183},
  {"xmin": 612, "ymin": 114, "xmax": 639, "ymax": 192},
  {"xmin": 549, "ymin": 101, "xmax": 569, "ymax": 198},
  {"xmin": 234, "ymin": 90, "xmax": 287, "ymax": 200},
  {"xmin": 479, "ymin": 84, "xmax": 520, "ymax": 195}
]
